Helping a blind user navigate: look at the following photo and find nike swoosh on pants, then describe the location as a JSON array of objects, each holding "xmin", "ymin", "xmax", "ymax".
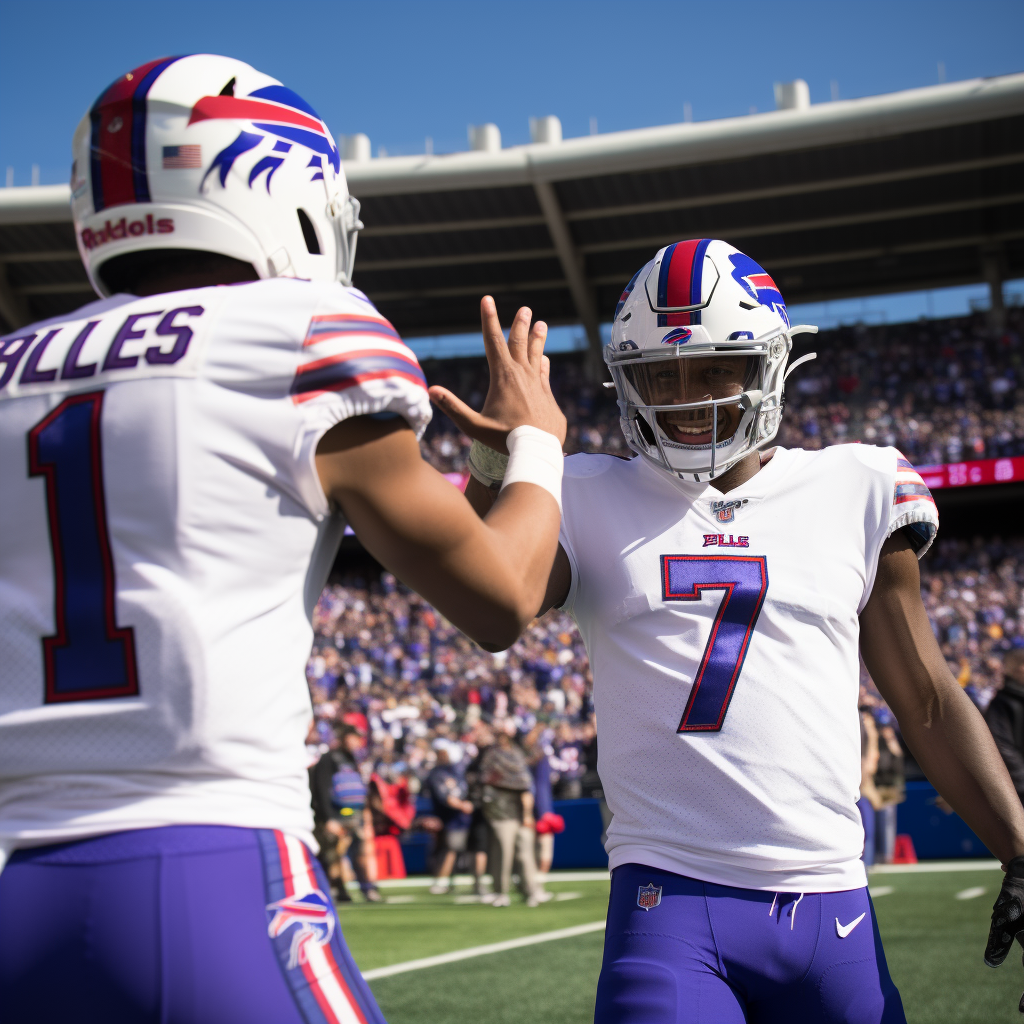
[{"xmin": 835, "ymin": 911, "xmax": 867, "ymax": 938}]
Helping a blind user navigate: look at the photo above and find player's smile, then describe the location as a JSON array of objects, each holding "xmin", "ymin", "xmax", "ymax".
[{"xmin": 630, "ymin": 354, "xmax": 753, "ymax": 447}]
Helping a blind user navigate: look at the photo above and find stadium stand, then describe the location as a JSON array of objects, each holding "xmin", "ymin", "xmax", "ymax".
[{"xmin": 310, "ymin": 308, "xmax": 1024, "ymax": 812}]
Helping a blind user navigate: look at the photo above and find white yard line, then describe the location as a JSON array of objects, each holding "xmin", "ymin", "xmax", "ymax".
[
  {"xmin": 955, "ymin": 886, "xmax": 988, "ymax": 900},
  {"xmin": 362, "ymin": 921, "xmax": 607, "ymax": 981},
  {"xmin": 869, "ymin": 860, "xmax": 1000, "ymax": 874},
  {"xmin": 868, "ymin": 886, "xmax": 894, "ymax": 897}
]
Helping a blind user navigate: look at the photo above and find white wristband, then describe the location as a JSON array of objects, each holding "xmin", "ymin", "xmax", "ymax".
[
  {"xmin": 499, "ymin": 425, "xmax": 564, "ymax": 512},
  {"xmin": 467, "ymin": 439, "xmax": 509, "ymax": 487}
]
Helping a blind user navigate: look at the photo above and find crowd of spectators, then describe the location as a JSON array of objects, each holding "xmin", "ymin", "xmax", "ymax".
[
  {"xmin": 306, "ymin": 308, "xmax": 1024, "ymax": 878},
  {"xmin": 418, "ymin": 307, "xmax": 1024, "ymax": 475}
]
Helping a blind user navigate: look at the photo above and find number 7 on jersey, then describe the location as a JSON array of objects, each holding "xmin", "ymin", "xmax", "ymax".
[{"xmin": 661, "ymin": 555, "xmax": 768, "ymax": 732}]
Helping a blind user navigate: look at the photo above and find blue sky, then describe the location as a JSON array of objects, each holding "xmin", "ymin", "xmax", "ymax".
[
  {"xmin": 3, "ymin": 0, "xmax": 1022, "ymax": 182},
  {"xmin": 1, "ymin": 0, "xmax": 1021, "ymax": 343}
]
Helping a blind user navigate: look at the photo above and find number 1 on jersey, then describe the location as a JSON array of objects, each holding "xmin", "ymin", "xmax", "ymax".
[
  {"xmin": 661, "ymin": 554, "xmax": 768, "ymax": 732},
  {"xmin": 28, "ymin": 391, "xmax": 139, "ymax": 703}
]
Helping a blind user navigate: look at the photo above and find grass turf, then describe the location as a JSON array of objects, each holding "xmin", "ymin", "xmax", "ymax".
[{"xmin": 335, "ymin": 868, "xmax": 1022, "ymax": 1024}]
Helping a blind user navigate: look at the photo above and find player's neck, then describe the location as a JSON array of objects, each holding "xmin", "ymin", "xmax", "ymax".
[{"xmin": 709, "ymin": 449, "xmax": 765, "ymax": 494}]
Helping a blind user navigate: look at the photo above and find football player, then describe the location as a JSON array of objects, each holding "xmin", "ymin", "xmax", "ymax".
[
  {"xmin": 437, "ymin": 238, "xmax": 1024, "ymax": 1022},
  {"xmin": 0, "ymin": 56, "xmax": 564, "ymax": 1023}
]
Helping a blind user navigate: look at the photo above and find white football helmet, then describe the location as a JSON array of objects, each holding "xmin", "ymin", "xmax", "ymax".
[
  {"xmin": 70, "ymin": 55, "xmax": 362, "ymax": 297},
  {"xmin": 606, "ymin": 238, "xmax": 818, "ymax": 482}
]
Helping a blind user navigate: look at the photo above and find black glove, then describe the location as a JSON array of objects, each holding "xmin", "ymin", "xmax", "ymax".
[{"xmin": 985, "ymin": 854, "xmax": 1024, "ymax": 1013}]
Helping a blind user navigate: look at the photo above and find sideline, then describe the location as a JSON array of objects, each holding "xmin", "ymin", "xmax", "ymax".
[
  {"xmin": 362, "ymin": 920, "xmax": 606, "ymax": 980},
  {"xmin": 352, "ymin": 869, "xmax": 610, "ymax": 891},
  {"xmin": 869, "ymin": 860, "xmax": 1000, "ymax": 874},
  {"xmin": 361, "ymin": 862, "xmax": 1001, "ymax": 889}
]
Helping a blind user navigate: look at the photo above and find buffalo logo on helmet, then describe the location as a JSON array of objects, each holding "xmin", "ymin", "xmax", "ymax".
[
  {"xmin": 661, "ymin": 327, "xmax": 693, "ymax": 345},
  {"xmin": 266, "ymin": 889, "xmax": 335, "ymax": 969},
  {"xmin": 637, "ymin": 883, "xmax": 663, "ymax": 911},
  {"xmin": 729, "ymin": 253, "xmax": 790, "ymax": 327},
  {"xmin": 189, "ymin": 84, "xmax": 340, "ymax": 194}
]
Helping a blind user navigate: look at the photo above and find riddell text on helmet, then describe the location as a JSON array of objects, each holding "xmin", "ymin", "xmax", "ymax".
[{"xmin": 80, "ymin": 215, "xmax": 175, "ymax": 250}]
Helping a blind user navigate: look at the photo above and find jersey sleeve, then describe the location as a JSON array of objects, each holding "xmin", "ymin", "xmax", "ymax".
[
  {"xmin": 889, "ymin": 450, "xmax": 938, "ymax": 558},
  {"xmin": 283, "ymin": 286, "xmax": 432, "ymax": 519},
  {"xmin": 290, "ymin": 288, "xmax": 432, "ymax": 439}
]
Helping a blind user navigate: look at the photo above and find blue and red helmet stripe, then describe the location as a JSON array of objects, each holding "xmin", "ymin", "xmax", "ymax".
[
  {"xmin": 655, "ymin": 238, "xmax": 712, "ymax": 327},
  {"xmin": 89, "ymin": 57, "xmax": 185, "ymax": 213}
]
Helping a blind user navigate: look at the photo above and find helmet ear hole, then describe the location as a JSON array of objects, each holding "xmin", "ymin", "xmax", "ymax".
[
  {"xmin": 219, "ymin": 77, "xmax": 236, "ymax": 97},
  {"xmin": 297, "ymin": 209, "xmax": 321, "ymax": 255}
]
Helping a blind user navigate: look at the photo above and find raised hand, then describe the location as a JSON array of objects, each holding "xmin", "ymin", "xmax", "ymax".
[{"xmin": 429, "ymin": 296, "xmax": 567, "ymax": 453}]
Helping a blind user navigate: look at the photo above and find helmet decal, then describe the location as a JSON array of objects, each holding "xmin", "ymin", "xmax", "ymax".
[
  {"xmin": 614, "ymin": 267, "xmax": 644, "ymax": 321},
  {"xmin": 661, "ymin": 327, "xmax": 692, "ymax": 344},
  {"xmin": 89, "ymin": 56, "xmax": 187, "ymax": 212},
  {"xmin": 202, "ymin": 130, "xmax": 262, "ymax": 188},
  {"xmin": 729, "ymin": 253, "xmax": 790, "ymax": 327},
  {"xmin": 188, "ymin": 87, "xmax": 340, "ymax": 176}
]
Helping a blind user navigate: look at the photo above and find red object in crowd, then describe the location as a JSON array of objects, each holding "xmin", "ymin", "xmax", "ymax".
[
  {"xmin": 342, "ymin": 711, "xmax": 368, "ymax": 736},
  {"xmin": 374, "ymin": 835, "xmax": 406, "ymax": 880},
  {"xmin": 892, "ymin": 834, "xmax": 918, "ymax": 864},
  {"xmin": 535, "ymin": 812, "xmax": 566, "ymax": 835},
  {"xmin": 371, "ymin": 774, "xmax": 416, "ymax": 831}
]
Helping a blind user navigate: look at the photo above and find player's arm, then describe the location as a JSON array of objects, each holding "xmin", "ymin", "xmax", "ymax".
[
  {"xmin": 462, "ymin": 474, "xmax": 572, "ymax": 616},
  {"xmin": 859, "ymin": 532, "xmax": 1024, "ymax": 864},
  {"xmin": 316, "ymin": 298, "xmax": 566, "ymax": 652},
  {"xmin": 859, "ymin": 532, "xmax": 1024, "ymax": 999}
]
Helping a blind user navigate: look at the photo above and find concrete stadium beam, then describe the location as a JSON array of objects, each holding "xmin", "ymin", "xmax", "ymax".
[
  {"xmin": 578, "ymin": 192, "xmax": 1024, "ymax": 256},
  {"xmin": 563, "ymin": 152, "xmax": 1024, "ymax": 224},
  {"xmin": 533, "ymin": 180, "xmax": 603, "ymax": 377}
]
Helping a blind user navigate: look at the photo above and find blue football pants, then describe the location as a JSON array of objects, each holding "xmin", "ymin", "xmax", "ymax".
[
  {"xmin": 595, "ymin": 863, "xmax": 906, "ymax": 1024},
  {"xmin": 0, "ymin": 824, "xmax": 385, "ymax": 1024}
]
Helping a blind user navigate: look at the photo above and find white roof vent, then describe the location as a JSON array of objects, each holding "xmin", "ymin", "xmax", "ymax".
[
  {"xmin": 339, "ymin": 133, "xmax": 371, "ymax": 162},
  {"xmin": 529, "ymin": 115, "xmax": 562, "ymax": 144},
  {"xmin": 468, "ymin": 123, "xmax": 502, "ymax": 152},
  {"xmin": 774, "ymin": 80, "xmax": 811, "ymax": 111}
]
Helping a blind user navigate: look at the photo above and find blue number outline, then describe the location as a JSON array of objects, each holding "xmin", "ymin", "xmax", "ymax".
[
  {"xmin": 28, "ymin": 390, "xmax": 139, "ymax": 703},
  {"xmin": 661, "ymin": 554, "xmax": 768, "ymax": 732}
]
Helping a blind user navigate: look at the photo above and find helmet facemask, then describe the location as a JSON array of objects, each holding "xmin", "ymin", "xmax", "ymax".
[{"xmin": 609, "ymin": 331, "xmax": 791, "ymax": 482}]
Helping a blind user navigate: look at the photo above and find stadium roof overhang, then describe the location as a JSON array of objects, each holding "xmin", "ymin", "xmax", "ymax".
[{"xmin": 2, "ymin": 73, "xmax": 1023, "ymax": 358}]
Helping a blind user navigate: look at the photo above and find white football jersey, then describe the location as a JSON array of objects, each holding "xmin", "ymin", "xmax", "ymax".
[
  {"xmin": 559, "ymin": 445, "xmax": 937, "ymax": 892},
  {"xmin": 0, "ymin": 279, "xmax": 430, "ymax": 857}
]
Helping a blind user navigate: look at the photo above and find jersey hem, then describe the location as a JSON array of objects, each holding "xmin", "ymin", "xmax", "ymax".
[{"xmin": 607, "ymin": 843, "xmax": 868, "ymax": 893}]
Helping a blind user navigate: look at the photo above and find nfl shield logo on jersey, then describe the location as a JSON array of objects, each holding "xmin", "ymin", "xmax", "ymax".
[{"xmin": 637, "ymin": 883, "xmax": 663, "ymax": 911}]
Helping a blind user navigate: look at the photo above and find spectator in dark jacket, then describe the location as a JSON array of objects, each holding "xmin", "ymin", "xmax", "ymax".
[
  {"xmin": 308, "ymin": 724, "xmax": 381, "ymax": 903},
  {"xmin": 425, "ymin": 743, "xmax": 473, "ymax": 894},
  {"xmin": 986, "ymin": 649, "xmax": 1024, "ymax": 804}
]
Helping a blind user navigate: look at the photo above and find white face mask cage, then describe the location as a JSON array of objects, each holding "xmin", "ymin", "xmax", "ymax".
[{"xmin": 608, "ymin": 335, "xmax": 788, "ymax": 482}]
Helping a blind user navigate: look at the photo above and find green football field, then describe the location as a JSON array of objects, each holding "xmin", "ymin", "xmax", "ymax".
[{"xmin": 334, "ymin": 864, "xmax": 1023, "ymax": 1024}]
